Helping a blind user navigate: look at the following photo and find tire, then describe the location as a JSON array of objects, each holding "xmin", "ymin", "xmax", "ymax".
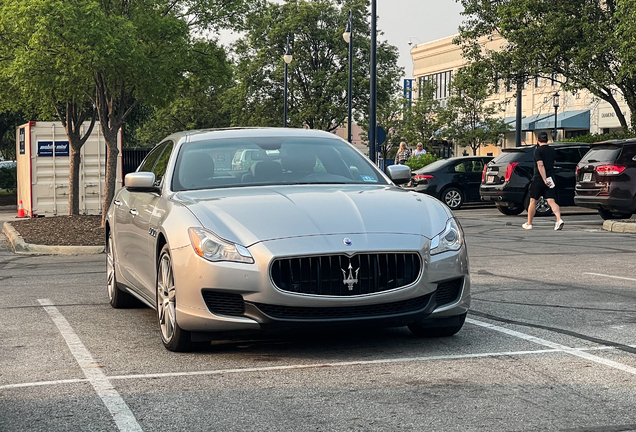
[
  {"xmin": 408, "ymin": 313, "xmax": 466, "ymax": 338},
  {"xmin": 157, "ymin": 245, "xmax": 193, "ymax": 352},
  {"xmin": 598, "ymin": 208, "xmax": 632, "ymax": 220},
  {"xmin": 107, "ymin": 231, "xmax": 138, "ymax": 308},
  {"xmin": 496, "ymin": 205, "xmax": 524, "ymax": 216},
  {"xmin": 441, "ymin": 187, "xmax": 464, "ymax": 210},
  {"xmin": 524, "ymin": 193, "xmax": 553, "ymax": 217}
]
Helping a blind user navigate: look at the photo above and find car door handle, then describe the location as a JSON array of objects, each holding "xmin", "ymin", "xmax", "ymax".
[
  {"xmin": 129, "ymin": 209, "xmax": 139, "ymax": 216},
  {"xmin": 113, "ymin": 200, "xmax": 122, "ymax": 206}
]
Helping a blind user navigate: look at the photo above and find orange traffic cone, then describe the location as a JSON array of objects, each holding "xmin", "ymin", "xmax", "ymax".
[{"xmin": 16, "ymin": 200, "xmax": 25, "ymax": 218}]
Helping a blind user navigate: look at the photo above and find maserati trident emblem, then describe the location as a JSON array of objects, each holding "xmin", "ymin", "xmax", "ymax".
[
  {"xmin": 341, "ymin": 262, "xmax": 360, "ymax": 291},
  {"xmin": 343, "ymin": 237, "xmax": 352, "ymax": 246}
]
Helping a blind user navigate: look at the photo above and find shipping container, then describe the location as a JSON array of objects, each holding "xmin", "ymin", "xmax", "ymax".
[{"xmin": 15, "ymin": 121, "xmax": 123, "ymax": 217}]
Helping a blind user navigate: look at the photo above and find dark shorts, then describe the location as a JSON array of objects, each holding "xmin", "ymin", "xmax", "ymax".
[{"xmin": 528, "ymin": 178, "xmax": 557, "ymax": 201}]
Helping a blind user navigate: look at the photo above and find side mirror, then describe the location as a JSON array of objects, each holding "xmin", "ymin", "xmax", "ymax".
[
  {"xmin": 386, "ymin": 164, "xmax": 411, "ymax": 185},
  {"xmin": 125, "ymin": 172, "xmax": 157, "ymax": 191}
]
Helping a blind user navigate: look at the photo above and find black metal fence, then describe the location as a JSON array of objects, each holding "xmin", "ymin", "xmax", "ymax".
[{"xmin": 122, "ymin": 148, "xmax": 151, "ymax": 176}]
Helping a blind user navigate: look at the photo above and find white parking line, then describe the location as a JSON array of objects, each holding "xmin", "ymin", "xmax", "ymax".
[
  {"xmin": 1, "ymin": 346, "xmax": 616, "ymax": 390},
  {"xmin": 467, "ymin": 318, "xmax": 636, "ymax": 375},
  {"xmin": 583, "ymin": 272, "xmax": 636, "ymax": 282},
  {"xmin": 38, "ymin": 299, "xmax": 143, "ymax": 432}
]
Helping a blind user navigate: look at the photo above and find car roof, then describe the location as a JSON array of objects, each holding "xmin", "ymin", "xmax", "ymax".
[
  {"xmin": 164, "ymin": 127, "xmax": 339, "ymax": 144},
  {"xmin": 591, "ymin": 138, "xmax": 636, "ymax": 146}
]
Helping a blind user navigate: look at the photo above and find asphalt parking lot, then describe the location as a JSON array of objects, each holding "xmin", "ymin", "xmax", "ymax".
[{"xmin": 1, "ymin": 205, "xmax": 636, "ymax": 432}]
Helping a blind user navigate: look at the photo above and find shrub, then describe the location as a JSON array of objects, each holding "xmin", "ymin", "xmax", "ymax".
[
  {"xmin": 405, "ymin": 153, "xmax": 441, "ymax": 171},
  {"xmin": 0, "ymin": 167, "xmax": 17, "ymax": 192}
]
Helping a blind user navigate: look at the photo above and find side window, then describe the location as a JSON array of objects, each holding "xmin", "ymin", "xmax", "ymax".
[
  {"xmin": 471, "ymin": 160, "xmax": 485, "ymax": 173},
  {"xmin": 555, "ymin": 148, "xmax": 581, "ymax": 164},
  {"xmin": 618, "ymin": 144, "xmax": 636, "ymax": 163},
  {"xmin": 139, "ymin": 144, "xmax": 164, "ymax": 172},
  {"xmin": 453, "ymin": 162, "xmax": 467, "ymax": 172},
  {"xmin": 152, "ymin": 141, "xmax": 174, "ymax": 186}
]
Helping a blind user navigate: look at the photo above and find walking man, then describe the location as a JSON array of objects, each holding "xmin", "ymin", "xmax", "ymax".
[{"xmin": 523, "ymin": 131, "xmax": 564, "ymax": 230}]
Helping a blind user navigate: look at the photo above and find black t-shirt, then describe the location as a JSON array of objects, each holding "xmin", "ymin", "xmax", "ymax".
[{"xmin": 532, "ymin": 144, "xmax": 555, "ymax": 181}]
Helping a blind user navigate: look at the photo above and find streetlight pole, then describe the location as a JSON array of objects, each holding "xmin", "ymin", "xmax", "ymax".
[
  {"xmin": 283, "ymin": 35, "xmax": 293, "ymax": 128},
  {"xmin": 553, "ymin": 92, "xmax": 560, "ymax": 141},
  {"xmin": 343, "ymin": 10, "xmax": 353, "ymax": 143},
  {"xmin": 369, "ymin": 0, "xmax": 377, "ymax": 164}
]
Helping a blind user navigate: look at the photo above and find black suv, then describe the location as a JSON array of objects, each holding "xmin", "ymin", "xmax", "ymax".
[
  {"xmin": 480, "ymin": 143, "xmax": 591, "ymax": 216},
  {"xmin": 574, "ymin": 139, "xmax": 636, "ymax": 219}
]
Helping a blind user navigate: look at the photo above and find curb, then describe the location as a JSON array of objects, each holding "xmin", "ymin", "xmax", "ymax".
[
  {"xmin": 602, "ymin": 219, "xmax": 636, "ymax": 234},
  {"xmin": 2, "ymin": 221, "xmax": 104, "ymax": 255}
]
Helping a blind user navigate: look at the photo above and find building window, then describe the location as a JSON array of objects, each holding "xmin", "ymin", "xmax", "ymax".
[
  {"xmin": 551, "ymin": 73, "xmax": 557, "ymax": 86},
  {"xmin": 535, "ymin": 77, "xmax": 540, "ymax": 88},
  {"xmin": 420, "ymin": 70, "xmax": 452, "ymax": 100}
]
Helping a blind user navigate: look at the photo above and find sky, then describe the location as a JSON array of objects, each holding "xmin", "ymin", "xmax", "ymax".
[{"xmin": 374, "ymin": 0, "xmax": 465, "ymax": 78}]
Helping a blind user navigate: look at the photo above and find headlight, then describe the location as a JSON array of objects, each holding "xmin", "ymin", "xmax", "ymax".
[
  {"xmin": 188, "ymin": 228, "xmax": 254, "ymax": 264},
  {"xmin": 430, "ymin": 218, "xmax": 464, "ymax": 255}
]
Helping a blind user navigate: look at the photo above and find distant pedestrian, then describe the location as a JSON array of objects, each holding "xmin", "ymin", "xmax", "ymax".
[
  {"xmin": 413, "ymin": 142, "xmax": 427, "ymax": 156},
  {"xmin": 395, "ymin": 142, "xmax": 411, "ymax": 165},
  {"xmin": 523, "ymin": 131, "xmax": 564, "ymax": 231}
]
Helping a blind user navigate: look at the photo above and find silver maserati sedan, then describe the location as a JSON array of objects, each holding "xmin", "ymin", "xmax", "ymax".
[{"xmin": 106, "ymin": 128, "xmax": 470, "ymax": 351}]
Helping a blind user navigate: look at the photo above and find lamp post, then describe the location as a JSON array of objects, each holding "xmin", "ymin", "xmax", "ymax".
[
  {"xmin": 343, "ymin": 10, "xmax": 353, "ymax": 143},
  {"xmin": 283, "ymin": 35, "xmax": 293, "ymax": 127},
  {"xmin": 552, "ymin": 92, "xmax": 560, "ymax": 141},
  {"xmin": 369, "ymin": 0, "xmax": 377, "ymax": 164}
]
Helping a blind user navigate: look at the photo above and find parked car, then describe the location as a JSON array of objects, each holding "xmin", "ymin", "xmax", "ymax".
[
  {"xmin": 574, "ymin": 139, "xmax": 636, "ymax": 219},
  {"xmin": 407, "ymin": 156, "xmax": 493, "ymax": 210},
  {"xmin": 107, "ymin": 128, "xmax": 470, "ymax": 351},
  {"xmin": 480, "ymin": 143, "xmax": 591, "ymax": 216}
]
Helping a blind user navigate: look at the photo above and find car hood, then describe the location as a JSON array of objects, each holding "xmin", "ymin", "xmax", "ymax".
[{"xmin": 174, "ymin": 185, "xmax": 451, "ymax": 247}]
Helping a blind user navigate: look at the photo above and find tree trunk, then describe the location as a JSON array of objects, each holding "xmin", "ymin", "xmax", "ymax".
[
  {"xmin": 101, "ymin": 126, "xmax": 120, "ymax": 227},
  {"xmin": 68, "ymin": 141, "xmax": 82, "ymax": 215}
]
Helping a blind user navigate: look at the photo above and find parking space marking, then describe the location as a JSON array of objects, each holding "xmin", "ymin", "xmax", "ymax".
[
  {"xmin": 468, "ymin": 318, "xmax": 636, "ymax": 375},
  {"xmin": 1, "ymin": 346, "xmax": 616, "ymax": 391},
  {"xmin": 38, "ymin": 299, "xmax": 143, "ymax": 432},
  {"xmin": 583, "ymin": 272, "xmax": 636, "ymax": 282}
]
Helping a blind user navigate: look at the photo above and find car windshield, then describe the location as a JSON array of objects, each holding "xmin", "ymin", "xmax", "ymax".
[
  {"xmin": 580, "ymin": 145, "xmax": 622, "ymax": 163},
  {"xmin": 172, "ymin": 137, "xmax": 388, "ymax": 191}
]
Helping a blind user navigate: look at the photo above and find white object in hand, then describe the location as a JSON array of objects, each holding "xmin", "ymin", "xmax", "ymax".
[{"xmin": 545, "ymin": 177, "xmax": 555, "ymax": 188}]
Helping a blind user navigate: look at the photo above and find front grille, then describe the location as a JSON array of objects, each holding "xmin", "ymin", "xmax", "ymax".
[
  {"xmin": 436, "ymin": 278, "xmax": 463, "ymax": 307},
  {"xmin": 271, "ymin": 253, "xmax": 421, "ymax": 296},
  {"xmin": 202, "ymin": 291, "xmax": 245, "ymax": 316},
  {"xmin": 251, "ymin": 294, "xmax": 432, "ymax": 320}
]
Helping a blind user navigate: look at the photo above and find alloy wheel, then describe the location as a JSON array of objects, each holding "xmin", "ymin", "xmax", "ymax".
[
  {"xmin": 107, "ymin": 235, "xmax": 116, "ymax": 302},
  {"xmin": 445, "ymin": 189, "xmax": 462, "ymax": 209},
  {"xmin": 536, "ymin": 197, "xmax": 551, "ymax": 214},
  {"xmin": 157, "ymin": 253, "xmax": 177, "ymax": 343}
]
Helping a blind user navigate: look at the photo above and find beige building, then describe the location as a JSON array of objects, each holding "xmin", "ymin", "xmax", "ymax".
[{"xmin": 410, "ymin": 33, "xmax": 630, "ymax": 156}]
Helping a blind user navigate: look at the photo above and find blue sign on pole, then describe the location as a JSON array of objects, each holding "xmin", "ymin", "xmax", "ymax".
[
  {"xmin": 403, "ymin": 79, "xmax": 414, "ymax": 100},
  {"xmin": 38, "ymin": 141, "xmax": 70, "ymax": 157}
]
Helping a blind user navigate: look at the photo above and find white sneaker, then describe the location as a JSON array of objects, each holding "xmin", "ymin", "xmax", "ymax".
[
  {"xmin": 522, "ymin": 223, "xmax": 532, "ymax": 230},
  {"xmin": 554, "ymin": 220, "xmax": 564, "ymax": 231}
]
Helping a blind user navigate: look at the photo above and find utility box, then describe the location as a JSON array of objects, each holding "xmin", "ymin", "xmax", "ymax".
[{"xmin": 16, "ymin": 121, "xmax": 123, "ymax": 217}]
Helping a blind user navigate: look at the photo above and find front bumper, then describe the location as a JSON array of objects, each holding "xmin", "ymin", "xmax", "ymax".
[{"xmin": 170, "ymin": 233, "xmax": 470, "ymax": 336}]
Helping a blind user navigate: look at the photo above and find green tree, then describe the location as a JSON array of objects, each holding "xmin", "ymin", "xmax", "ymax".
[
  {"xmin": 457, "ymin": 0, "xmax": 636, "ymax": 131},
  {"xmin": 401, "ymin": 80, "xmax": 440, "ymax": 151},
  {"xmin": 225, "ymin": 0, "xmax": 403, "ymax": 133},
  {"xmin": 134, "ymin": 40, "xmax": 234, "ymax": 145},
  {"xmin": 438, "ymin": 64, "xmax": 510, "ymax": 155},
  {"xmin": 0, "ymin": 111, "xmax": 25, "ymax": 161},
  {"xmin": 0, "ymin": 0, "xmax": 100, "ymax": 215},
  {"xmin": 1, "ymin": 0, "xmax": 257, "ymax": 223}
]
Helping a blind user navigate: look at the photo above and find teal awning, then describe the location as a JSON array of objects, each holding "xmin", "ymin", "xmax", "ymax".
[
  {"xmin": 534, "ymin": 110, "xmax": 590, "ymax": 130},
  {"xmin": 522, "ymin": 113, "xmax": 554, "ymax": 131}
]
